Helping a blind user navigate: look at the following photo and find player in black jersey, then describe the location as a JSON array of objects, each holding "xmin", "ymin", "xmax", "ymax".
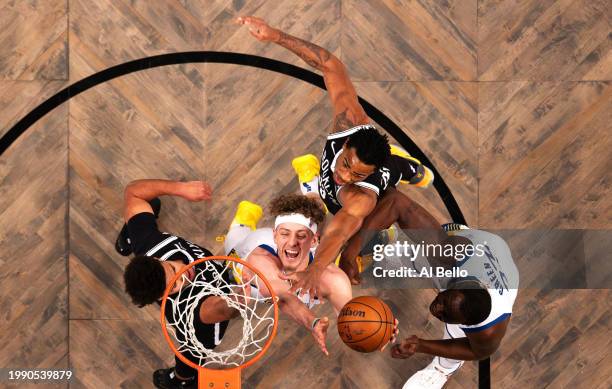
[
  {"xmin": 119, "ymin": 179, "xmax": 238, "ymax": 389},
  {"xmin": 237, "ymin": 16, "xmax": 435, "ymax": 293}
]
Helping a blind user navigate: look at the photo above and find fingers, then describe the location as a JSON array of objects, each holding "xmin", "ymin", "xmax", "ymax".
[
  {"xmin": 235, "ymin": 16, "xmax": 266, "ymax": 26},
  {"xmin": 182, "ymin": 181, "xmax": 212, "ymax": 201},
  {"xmin": 381, "ymin": 323, "xmax": 400, "ymax": 352},
  {"xmin": 235, "ymin": 16, "xmax": 251, "ymax": 25},
  {"xmin": 313, "ymin": 317, "xmax": 330, "ymax": 356},
  {"xmin": 392, "ymin": 318, "xmax": 400, "ymax": 341},
  {"xmin": 390, "ymin": 326, "xmax": 400, "ymax": 344},
  {"xmin": 319, "ymin": 316, "xmax": 330, "ymax": 327},
  {"xmin": 380, "ymin": 342, "xmax": 389, "ymax": 352},
  {"xmin": 309, "ymin": 287, "xmax": 318, "ymax": 305},
  {"xmin": 278, "ymin": 271, "xmax": 302, "ymax": 294},
  {"xmin": 317, "ymin": 338, "xmax": 329, "ymax": 356},
  {"xmin": 390, "ymin": 344, "xmax": 408, "ymax": 359},
  {"xmin": 390, "ymin": 343, "xmax": 411, "ymax": 359},
  {"xmin": 200, "ymin": 182, "xmax": 212, "ymax": 200},
  {"xmin": 287, "ymin": 283, "xmax": 299, "ymax": 295},
  {"xmin": 278, "ymin": 271, "xmax": 298, "ymax": 282},
  {"xmin": 389, "ymin": 336, "xmax": 419, "ymax": 359}
]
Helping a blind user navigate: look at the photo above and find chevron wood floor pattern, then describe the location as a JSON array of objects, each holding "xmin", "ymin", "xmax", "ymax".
[{"xmin": 0, "ymin": 1, "xmax": 610, "ymax": 388}]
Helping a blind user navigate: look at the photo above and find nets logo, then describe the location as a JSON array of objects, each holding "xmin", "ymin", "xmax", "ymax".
[
  {"xmin": 340, "ymin": 307, "xmax": 365, "ymax": 318},
  {"xmin": 380, "ymin": 167, "xmax": 390, "ymax": 188}
]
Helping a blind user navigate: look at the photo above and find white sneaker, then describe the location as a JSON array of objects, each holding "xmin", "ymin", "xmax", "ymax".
[{"xmin": 402, "ymin": 358, "xmax": 461, "ymax": 389}]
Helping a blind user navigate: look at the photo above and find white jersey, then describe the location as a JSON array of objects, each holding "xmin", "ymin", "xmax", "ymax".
[
  {"xmin": 231, "ymin": 228, "xmax": 277, "ymax": 260},
  {"xmin": 228, "ymin": 227, "xmax": 320, "ymax": 308},
  {"xmin": 448, "ymin": 228, "xmax": 519, "ymax": 333}
]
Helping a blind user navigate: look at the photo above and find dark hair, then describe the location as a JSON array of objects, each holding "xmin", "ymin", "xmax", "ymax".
[
  {"xmin": 458, "ymin": 288, "xmax": 492, "ymax": 325},
  {"xmin": 269, "ymin": 194, "xmax": 326, "ymax": 226},
  {"xmin": 346, "ymin": 125, "xmax": 390, "ymax": 168},
  {"xmin": 124, "ymin": 255, "xmax": 166, "ymax": 307}
]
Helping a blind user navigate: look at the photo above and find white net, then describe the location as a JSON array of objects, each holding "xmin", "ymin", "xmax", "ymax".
[{"xmin": 164, "ymin": 259, "xmax": 276, "ymax": 368}]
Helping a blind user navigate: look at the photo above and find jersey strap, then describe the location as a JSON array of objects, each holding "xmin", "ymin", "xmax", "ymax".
[{"xmin": 461, "ymin": 313, "xmax": 511, "ymax": 333}]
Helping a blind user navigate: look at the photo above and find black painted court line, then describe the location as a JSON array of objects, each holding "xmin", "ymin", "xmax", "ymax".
[
  {"xmin": 0, "ymin": 52, "xmax": 466, "ymax": 224},
  {"xmin": 0, "ymin": 51, "xmax": 486, "ymax": 388}
]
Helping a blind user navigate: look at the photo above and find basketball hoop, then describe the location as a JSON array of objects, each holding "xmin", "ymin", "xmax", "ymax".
[{"xmin": 160, "ymin": 256, "xmax": 279, "ymax": 388}]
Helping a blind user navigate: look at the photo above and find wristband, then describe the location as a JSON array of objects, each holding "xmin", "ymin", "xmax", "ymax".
[{"xmin": 311, "ymin": 317, "xmax": 321, "ymax": 330}]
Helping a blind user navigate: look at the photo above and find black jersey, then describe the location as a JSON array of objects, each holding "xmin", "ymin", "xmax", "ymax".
[
  {"xmin": 127, "ymin": 212, "xmax": 230, "ymax": 352},
  {"xmin": 318, "ymin": 125, "xmax": 426, "ymax": 214}
]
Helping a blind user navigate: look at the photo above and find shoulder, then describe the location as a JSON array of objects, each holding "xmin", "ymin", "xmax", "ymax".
[
  {"xmin": 331, "ymin": 108, "xmax": 369, "ymax": 134},
  {"xmin": 126, "ymin": 212, "xmax": 167, "ymax": 255},
  {"xmin": 247, "ymin": 247, "xmax": 280, "ymax": 268},
  {"xmin": 338, "ymin": 185, "xmax": 377, "ymax": 215},
  {"xmin": 465, "ymin": 315, "xmax": 510, "ymax": 342}
]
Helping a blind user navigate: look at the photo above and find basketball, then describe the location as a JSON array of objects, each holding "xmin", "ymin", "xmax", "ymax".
[{"xmin": 337, "ymin": 296, "xmax": 395, "ymax": 353}]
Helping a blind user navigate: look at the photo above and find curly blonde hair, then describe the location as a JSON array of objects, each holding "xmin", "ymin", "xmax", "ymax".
[{"xmin": 269, "ymin": 194, "xmax": 325, "ymax": 225}]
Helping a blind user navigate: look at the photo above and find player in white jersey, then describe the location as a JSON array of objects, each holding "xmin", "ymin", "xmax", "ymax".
[
  {"xmin": 223, "ymin": 194, "xmax": 353, "ymax": 355},
  {"xmin": 392, "ymin": 223, "xmax": 519, "ymax": 389}
]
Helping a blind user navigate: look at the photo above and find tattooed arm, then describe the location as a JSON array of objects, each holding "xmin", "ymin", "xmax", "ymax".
[{"xmin": 237, "ymin": 16, "xmax": 369, "ymax": 133}]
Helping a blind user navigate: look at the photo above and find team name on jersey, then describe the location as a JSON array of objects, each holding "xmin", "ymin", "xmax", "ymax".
[
  {"xmin": 184, "ymin": 239, "xmax": 209, "ymax": 259},
  {"xmin": 482, "ymin": 244, "xmax": 511, "ymax": 295},
  {"xmin": 319, "ymin": 148, "xmax": 335, "ymax": 204},
  {"xmin": 380, "ymin": 167, "xmax": 391, "ymax": 188}
]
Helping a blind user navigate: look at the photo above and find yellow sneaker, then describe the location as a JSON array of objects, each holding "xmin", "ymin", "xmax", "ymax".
[
  {"xmin": 292, "ymin": 154, "xmax": 320, "ymax": 183},
  {"xmin": 390, "ymin": 144, "xmax": 409, "ymax": 158},
  {"xmin": 231, "ymin": 201, "xmax": 263, "ymax": 230},
  {"xmin": 390, "ymin": 144, "xmax": 434, "ymax": 188},
  {"xmin": 413, "ymin": 165, "xmax": 434, "ymax": 188}
]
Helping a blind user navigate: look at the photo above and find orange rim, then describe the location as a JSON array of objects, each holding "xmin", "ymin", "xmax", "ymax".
[{"xmin": 159, "ymin": 255, "xmax": 279, "ymax": 372}]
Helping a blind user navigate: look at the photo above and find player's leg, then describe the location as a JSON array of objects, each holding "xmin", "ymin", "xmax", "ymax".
[
  {"xmin": 389, "ymin": 144, "xmax": 434, "ymax": 188},
  {"xmin": 153, "ymin": 315, "xmax": 230, "ymax": 388},
  {"xmin": 402, "ymin": 324, "xmax": 464, "ymax": 389},
  {"xmin": 152, "ymin": 357, "xmax": 196, "ymax": 389},
  {"xmin": 339, "ymin": 188, "xmax": 442, "ymax": 283},
  {"xmin": 223, "ymin": 201, "xmax": 263, "ymax": 255}
]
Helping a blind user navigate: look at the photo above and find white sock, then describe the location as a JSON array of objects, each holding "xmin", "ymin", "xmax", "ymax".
[
  {"xmin": 436, "ymin": 356, "xmax": 463, "ymax": 373},
  {"xmin": 300, "ymin": 176, "xmax": 319, "ymax": 195},
  {"xmin": 224, "ymin": 225, "xmax": 252, "ymax": 255}
]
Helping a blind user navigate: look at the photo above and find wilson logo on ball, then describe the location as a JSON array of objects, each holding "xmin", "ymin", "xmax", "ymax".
[{"xmin": 340, "ymin": 307, "xmax": 366, "ymax": 318}]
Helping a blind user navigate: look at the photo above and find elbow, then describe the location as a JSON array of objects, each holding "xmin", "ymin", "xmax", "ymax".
[
  {"xmin": 473, "ymin": 346, "xmax": 497, "ymax": 360},
  {"xmin": 323, "ymin": 55, "xmax": 345, "ymax": 74},
  {"xmin": 475, "ymin": 352, "xmax": 493, "ymax": 360},
  {"xmin": 123, "ymin": 182, "xmax": 135, "ymax": 200},
  {"xmin": 277, "ymin": 295, "xmax": 290, "ymax": 311}
]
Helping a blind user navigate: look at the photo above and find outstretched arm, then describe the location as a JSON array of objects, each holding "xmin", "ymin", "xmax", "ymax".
[
  {"xmin": 391, "ymin": 319, "xmax": 509, "ymax": 361},
  {"xmin": 320, "ymin": 267, "xmax": 353, "ymax": 315},
  {"xmin": 123, "ymin": 179, "xmax": 211, "ymax": 222},
  {"xmin": 237, "ymin": 16, "xmax": 368, "ymax": 132},
  {"xmin": 278, "ymin": 292, "xmax": 330, "ymax": 355},
  {"xmin": 281, "ymin": 186, "xmax": 376, "ymax": 298}
]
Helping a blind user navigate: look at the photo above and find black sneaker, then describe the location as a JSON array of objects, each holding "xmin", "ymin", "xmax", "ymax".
[
  {"xmin": 115, "ymin": 198, "xmax": 161, "ymax": 256},
  {"xmin": 153, "ymin": 367, "xmax": 196, "ymax": 389}
]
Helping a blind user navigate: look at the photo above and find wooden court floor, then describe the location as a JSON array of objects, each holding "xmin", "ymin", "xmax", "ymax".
[{"xmin": 0, "ymin": 1, "xmax": 610, "ymax": 388}]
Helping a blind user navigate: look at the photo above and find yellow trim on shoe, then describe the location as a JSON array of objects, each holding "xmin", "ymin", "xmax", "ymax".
[
  {"xmin": 390, "ymin": 144, "xmax": 422, "ymax": 165},
  {"xmin": 413, "ymin": 166, "xmax": 434, "ymax": 188}
]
